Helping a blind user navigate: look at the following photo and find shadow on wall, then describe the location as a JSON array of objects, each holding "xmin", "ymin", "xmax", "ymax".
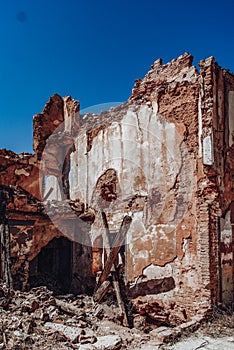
[{"xmin": 127, "ymin": 277, "xmax": 175, "ymax": 298}]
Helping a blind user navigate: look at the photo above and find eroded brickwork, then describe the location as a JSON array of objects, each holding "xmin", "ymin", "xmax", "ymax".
[{"xmin": 0, "ymin": 53, "xmax": 233, "ymax": 326}]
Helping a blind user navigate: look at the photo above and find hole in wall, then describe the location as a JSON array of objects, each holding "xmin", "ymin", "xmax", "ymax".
[{"xmin": 29, "ymin": 237, "xmax": 72, "ymax": 295}]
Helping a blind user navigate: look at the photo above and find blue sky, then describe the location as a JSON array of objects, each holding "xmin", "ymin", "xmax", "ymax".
[{"xmin": 0, "ymin": 0, "xmax": 233, "ymax": 153}]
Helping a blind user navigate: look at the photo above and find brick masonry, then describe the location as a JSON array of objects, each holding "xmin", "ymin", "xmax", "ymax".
[{"xmin": 0, "ymin": 53, "xmax": 233, "ymax": 326}]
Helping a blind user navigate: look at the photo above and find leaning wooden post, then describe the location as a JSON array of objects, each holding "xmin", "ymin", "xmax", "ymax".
[
  {"xmin": 94, "ymin": 213, "xmax": 132, "ymax": 326},
  {"xmin": 96, "ymin": 214, "xmax": 132, "ymax": 288}
]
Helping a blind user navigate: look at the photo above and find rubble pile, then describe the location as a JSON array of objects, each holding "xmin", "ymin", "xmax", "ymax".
[{"xmin": 0, "ymin": 283, "xmax": 157, "ymax": 350}]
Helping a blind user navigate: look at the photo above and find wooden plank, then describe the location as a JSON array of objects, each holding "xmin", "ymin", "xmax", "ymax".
[
  {"xmin": 111, "ymin": 270, "xmax": 129, "ymax": 327},
  {"xmin": 0, "ymin": 189, "xmax": 13, "ymax": 288},
  {"xmin": 93, "ymin": 212, "xmax": 112, "ymax": 302},
  {"xmin": 94, "ymin": 212, "xmax": 131, "ymax": 326},
  {"xmin": 93, "ymin": 279, "xmax": 111, "ymax": 303},
  {"xmin": 96, "ymin": 215, "xmax": 132, "ymax": 289}
]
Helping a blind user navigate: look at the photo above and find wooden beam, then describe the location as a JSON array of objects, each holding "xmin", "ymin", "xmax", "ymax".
[
  {"xmin": 93, "ymin": 212, "xmax": 132, "ymax": 326},
  {"xmin": 93, "ymin": 279, "xmax": 111, "ymax": 303},
  {"xmin": 96, "ymin": 214, "xmax": 131, "ymax": 289}
]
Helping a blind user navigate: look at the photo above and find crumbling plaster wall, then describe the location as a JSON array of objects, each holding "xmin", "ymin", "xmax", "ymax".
[
  {"xmin": 66, "ymin": 54, "xmax": 200, "ymax": 323},
  {"xmin": 0, "ymin": 185, "xmax": 94, "ymax": 293},
  {"xmin": 198, "ymin": 58, "xmax": 234, "ymax": 306},
  {"xmin": 67, "ymin": 53, "xmax": 233, "ymax": 322},
  {"xmin": 0, "ymin": 94, "xmax": 79, "ymax": 201},
  {"xmin": 0, "ymin": 95, "xmax": 94, "ymax": 293},
  {"xmin": 0, "ymin": 53, "xmax": 233, "ymax": 325}
]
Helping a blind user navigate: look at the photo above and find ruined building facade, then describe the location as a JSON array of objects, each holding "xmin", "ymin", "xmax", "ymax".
[{"xmin": 0, "ymin": 53, "xmax": 233, "ymax": 325}]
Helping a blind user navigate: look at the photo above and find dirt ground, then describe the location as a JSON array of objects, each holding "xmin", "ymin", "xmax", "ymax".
[{"xmin": 147, "ymin": 310, "xmax": 234, "ymax": 350}]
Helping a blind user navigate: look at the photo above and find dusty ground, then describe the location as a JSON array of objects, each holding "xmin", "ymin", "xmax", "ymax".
[
  {"xmin": 172, "ymin": 313, "xmax": 234, "ymax": 350},
  {"xmin": 0, "ymin": 283, "xmax": 233, "ymax": 350},
  {"xmin": 148, "ymin": 310, "xmax": 234, "ymax": 350}
]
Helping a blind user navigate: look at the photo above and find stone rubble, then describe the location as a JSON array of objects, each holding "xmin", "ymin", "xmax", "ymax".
[
  {"xmin": 0, "ymin": 283, "xmax": 154, "ymax": 349},
  {"xmin": 0, "ymin": 282, "xmax": 234, "ymax": 349}
]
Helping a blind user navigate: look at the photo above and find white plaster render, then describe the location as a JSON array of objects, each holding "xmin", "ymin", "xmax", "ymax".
[
  {"xmin": 203, "ymin": 134, "xmax": 214, "ymax": 165},
  {"xmin": 14, "ymin": 168, "xmax": 30, "ymax": 177},
  {"xmin": 220, "ymin": 211, "xmax": 233, "ymax": 305},
  {"xmin": 70, "ymin": 104, "xmax": 183, "ymax": 205},
  {"xmin": 221, "ymin": 211, "xmax": 232, "ymax": 262},
  {"xmin": 143, "ymin": 263, "xmax": 173, "ymax": 280},
  {"xmin": 198, "ymin": 90, "xmax": 203, "ymax": 158},
  {"xmin": 172, "ymin": 66, "xmax": 198, "ymax": 84},
  {"xmin": 63, "ymin": 97, "xmax": 72, "ymax": 133},
  {"xmin": 68, "ymin": 104, "xmax": 194, "ymax": 251},
  {"xmin": 43, "ymin": 175, "xmax": 62, "ymax": 201}
]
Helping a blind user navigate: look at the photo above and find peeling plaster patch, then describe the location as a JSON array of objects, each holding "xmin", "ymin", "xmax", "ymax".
[
  {"xmin": 143, "ymin": 263, "xmax": 173, "ymax": 280},
  {"xmin": 203, "ymin": 134, "xmax": 214, "ymax": 165},
  {"xmin": 152, "ymin": 101, "xmax": 158, "ymax": 114},
  {"xmin": 126, "ymin": 211, "xmax": 146, "ymax": 247},
  {"xmin": 220, "ymin": 211, "xmax": 233, "ymax": 305},
  {"xmin": 70, "ymin": 103, "xmax": 187, "ymax": 221},
  {"xmin": 145, "ymin": 224, "xmax": 177, "ymax": 267},
  {"xmin": 182, "ymin": 268, "xmax": 199, "ymax": 290},
  {"xmin": 15, "ymin": 169, "xmax": 30, "ymax": 177},
  {"xmin": 198, "ymin": 93, "xmax": 203, "ymax": 158},
  {"xmin": 172, "ymin": 66, "xmax": 197, "ymax": 83},
  {"xmin": 138, "ymin": 250, "xmax": 149, "ymax": 259},
  {"xmin": 63, "ymin": 99, "xmax": 71, "ymax": 132},
  {"xmin": 182, "ymin": 238, "xmax": 188, "ymax": 252},
  {"xmin": 43, "ymin": 175, "xmax": 62, "ymax": 201}
]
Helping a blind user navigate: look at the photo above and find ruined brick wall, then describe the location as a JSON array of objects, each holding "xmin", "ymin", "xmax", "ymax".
[
  {"xmin": 0, "ymin": 53, "xmax": 233, "ymax": 326},
  {"xmin": 0, "ymin": 94, "xmax": 94, "ymax": 294},
  {"xmin": 199, "ymin": 58, "xmax": 234, "ymax": 305},
  {"xmin": 66, "ymin": 53, "xmax": 233, "ymax": 323},
  {"xmin": 0, "ymin": 185, "xmax": 95, "ymax": 293}
]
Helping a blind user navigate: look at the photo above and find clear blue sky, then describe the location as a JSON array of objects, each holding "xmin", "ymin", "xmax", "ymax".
[{"xmin": 0, "ymin": 0, "xmax": 233, "ymax": 153}]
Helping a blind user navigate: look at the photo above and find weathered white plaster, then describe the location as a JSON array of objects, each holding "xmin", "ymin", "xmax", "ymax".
[
  {"xmin": 63, "ymin": 98, "xmax": 72, "ymax": 133},
  {"xmin": 43, "ymin": 175, "xmax": 62, "ymax": 201},
  {"xmin": 173, "ymin": 66, "xmax": 197, "ymax": 83},
  {"xmin": 15, "ymin": 168, "xmax": 30, "ymax": 177},
  {"xmin": 143, "ymin": 263, "xmax": 173, "ymax": 280},
  {"xmin": 203, "ymin": 134, "xmax": 214, "ymax": 165},
  {"xmin": 70, "ymin": 104, "xmax": 183, "ymax": 207},
  {"xmin": 198, "ymin": 93, "xmax": 203, "ymax": 158},
  {"xmin": 220, "ymin": 211, "xmax": 233, "ymax": 305},
  {"xmin": 126, "ymin": 211, "xmax": 147, "ymax": 249},
  {"xmin": 68, "ymin": 103, "xmax": 194, "ymax": 286}
]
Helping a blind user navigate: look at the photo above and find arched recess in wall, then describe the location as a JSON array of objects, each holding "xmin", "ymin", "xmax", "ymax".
[
  {"xmin": 62, "ymin": 144, "xmax": 75, "ymax": 200},
  {"xmin": 41, "ymin": 143, "xmax": 75, "ymax": 201},
  {"xmin": 90, "ymin": 168, "xmax": 126, "ymax": 270},
  {"xmin": 90, "ymin": 169, "xmax": 120, "ymax": 271},
  {"xmin": 91, "ymin": 168, "xmax": 120, "ymax": 210}
]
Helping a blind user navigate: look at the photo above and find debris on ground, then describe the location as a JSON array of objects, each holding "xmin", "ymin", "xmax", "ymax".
[
  {"xmin": 0, "ymin": 282, "xmax": 233, "ymax": 350},
  {"xmin": 0, "ymin": 283, "xmax": 151, "ymax": 349}
]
